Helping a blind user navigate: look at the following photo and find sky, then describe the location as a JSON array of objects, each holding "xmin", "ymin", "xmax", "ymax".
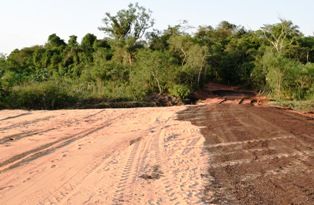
[{"xmin": 0, "ymin": 0, "xmax": 313, "ymax": 54}]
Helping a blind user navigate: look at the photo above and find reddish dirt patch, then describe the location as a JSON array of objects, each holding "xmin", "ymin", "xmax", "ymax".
[
  {"xmin": 193, "ymin": 82, "xmax": 266, "ymax": 106},
  {"xmin": 177, "ymin": 104, "xmax": 314, "ymax": 204}
]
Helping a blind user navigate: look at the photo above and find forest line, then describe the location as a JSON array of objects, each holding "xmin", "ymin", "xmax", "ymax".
[{"xmin": 0, "ymin": 3, "xmax": 313, "ymax": 109}]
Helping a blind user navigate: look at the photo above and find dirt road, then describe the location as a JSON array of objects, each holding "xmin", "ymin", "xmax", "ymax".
[
  {"xmin": 0, "ymin": 103, "xmax": 313, "ymax": 204},
  {"xmin": 0, "ymin": 107, "xmax": 208, "ymax": 205},
  {"xmin": 178, "ymin": 104, "xmax": 314, "ymax": 204}
]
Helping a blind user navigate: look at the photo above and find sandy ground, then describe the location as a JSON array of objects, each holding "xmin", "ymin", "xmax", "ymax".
[
  {"xmin": 0, "ymin": 107, "xmax": 208, "ymax": 205},
  {"xmin": 0, "ymin": 90, "xmax": 313, "ymax": 204}
]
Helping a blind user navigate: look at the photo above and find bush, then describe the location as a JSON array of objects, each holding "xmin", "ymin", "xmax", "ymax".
[
  {"xmin": 169, "ymin": 84, "xmax": 191, "ymax": 100},
  {"xmin": 7, "ymin": 81, "xmax": 77, "ymax": 109},
  {"xmin": 253, "ymin": 49, "xmax": 314, "ymax": 100}
]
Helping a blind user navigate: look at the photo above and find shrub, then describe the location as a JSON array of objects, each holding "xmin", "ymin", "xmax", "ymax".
[
  {"xmin": 169, "ymin": 84, "xmax": 191, "ymax": 100},
  {"xmin": 253, "ymin": 49, "xmax": 314, "ymax": 100},
  {"xmin": 7, "ymin": 81, "xmax": 77, "ymax": 109}
]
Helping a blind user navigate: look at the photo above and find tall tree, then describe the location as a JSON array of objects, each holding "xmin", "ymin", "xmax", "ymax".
[
  {"xmin": 260, "ymin": 19, "xmax": 302, "ymax": 54},
  {"xmin": 68, "ymin": 35, "xmax": 79, "ymax": 48},
  {"xmin": 81, "ymin": 33, "xmax": 97, "ymax": 51},
  {"xmin": 46, "ymin": 34, "xmax": 66, "ymax": 48},
  {"xmin": 99, "ymin": 3, "xmax": 154, "ymax": 64}
]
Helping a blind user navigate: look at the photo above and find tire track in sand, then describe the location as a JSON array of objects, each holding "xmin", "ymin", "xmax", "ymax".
[
  {"xmin": 0, "ymin": 116, "xmax": 55, "ymax": 132},
  {"xmin": 0, "ymin": 112, "xmax": 32, "ymax": 122},
  {"xmin": 0, "ymin": 112, "xmax": 128, "ymax": 173},
  {"xmin": 151, "ymin": 117, "xmax": 189, "ymax": 205},
  {"xmin": 111, "ymin": 141, "xmax": 141, "ymax": 205},
  {"xmin": 37, "ymin": 112, "xmax": 131, "ymax": 205}
]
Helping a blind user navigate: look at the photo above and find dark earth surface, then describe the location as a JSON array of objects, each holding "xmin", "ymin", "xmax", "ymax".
[{"xmin": 178, "ymin": 103, "xmax": 314, "ymax": 205}]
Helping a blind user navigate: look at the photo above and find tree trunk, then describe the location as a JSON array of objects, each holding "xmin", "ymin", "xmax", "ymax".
[
  {"xmin": 307, "ymin": 51, "xmax": 309, "ymax": 63},
  {"xmin": 180, "ymin": 48, "xmax": 187, "ymax": 66},
  {"xmin": 128, "ymin": 52, "xmax": 132, "ymax": 65},
  {"xmin": 152, "ymin": 72, "xmax": 162, "ymax": 94},
  {"xmin": 197, "ymin": 66, "xmax": 203, "ymax": 86}
]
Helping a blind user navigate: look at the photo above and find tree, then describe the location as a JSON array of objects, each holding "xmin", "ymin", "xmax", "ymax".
[
  {"xmin": 221, "ymin": 31, "xmax": 261, "ymax": 85},
  {"xmin": 81, "ymin": 33, "xmax": 97, "ymax": 51},
  {"xmin": 148, "ymin": 25, "xmax": 183, "ymax": 52},
  {"xmin": 194, "ymin": 26, "xmax": 214, "ymax": 45},
  {"xmin": 63, "ymin": 35, "xmax": 80, "ymax": 72},
  {"xmin": 0, "ymin": 54, "xmax": 7, "ymax": 95},
  {"xmin": 216, "ymin": 21, "xmax": 238, "ymax": 36},
  {"xmin": 133, "ymin": 49, "xmax": 172, "ymax": 94},
  {"xmin": 187, "ymin": 45, "xmax": 209, "ymax": 86},
  {"xmin": 99, "ymin": 3, "xmax": 154, "ymax": 64},
  {"xmin": 299, "ymin": 36, "xmax": 314, "ymax": 63},
  {"xmin": 260, "ymin": 19, "xmax": 302, "ymax": 54},
  {"xmin": 168, "ymin": 34, "xmax": 193, "ymax": 65},
  {"xmin": 68, "ymin": 35, "xmax": 79, "ymax": 48},
  {"xmin": 2, "ymin": 13, "xmax": 314, "ymax": 109},
  {"xmin": 99, "ymin": 3, "xmax": 153, "ymax": 42},
  {"xmin": 46, "ymin": 34, "xmax": 66, "ymax": 48},
  {"xmin": 168, "ymin": 32, "xmax": 210, "ymax": 87},
  {"xmin": 0, "ymin": 54, "xmax": 6, "ymax": 72}
]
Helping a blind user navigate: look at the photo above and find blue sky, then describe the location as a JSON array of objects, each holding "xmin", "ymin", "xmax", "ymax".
[{"xmin": 0, "ymin": 0, "xmax": 313, "ymax": 54}]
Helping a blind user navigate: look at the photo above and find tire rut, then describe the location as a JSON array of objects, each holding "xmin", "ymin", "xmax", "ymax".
[
  {"xmin": 0, "ymin": 110, "xmax": 107, "ymax": 144},
  {"xmin": 0, "ymin": 116, "xmax": 55, "ymax": 132},
  {"xmin": 36, "ymin": 112, "xmax": 131, "ymax": 205},
  {"xmin": 0, "ymin": 113, "xmax": 128, "ymax": 173},
  {"xmin": 0, "ymin": 128, "xmax": 56, "ymax": 144},
  {"xmin": 0, "ymin": 112, "xmax": 32, "ymax": 122},
  {"xmin": 111, "ymin": 141, "xmax": 141, "ymax": 205}
]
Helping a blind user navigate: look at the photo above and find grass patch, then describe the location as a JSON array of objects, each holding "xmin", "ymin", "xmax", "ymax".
[{"xmin": 270, "ymin": 100, "xmax": 314, "ymax": 112}]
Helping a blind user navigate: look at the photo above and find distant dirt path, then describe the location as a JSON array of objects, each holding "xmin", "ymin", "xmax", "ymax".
[{"xmin": 178, "ymin": 104, "xmax": 314, "ymax": 204}]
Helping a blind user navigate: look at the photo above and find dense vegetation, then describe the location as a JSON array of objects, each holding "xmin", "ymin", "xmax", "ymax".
[{"xmin": 0, "ymin": 3, "xmax": 313, "ymax": 109}]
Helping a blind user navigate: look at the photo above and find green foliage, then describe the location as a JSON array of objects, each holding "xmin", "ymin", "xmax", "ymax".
[
  {"xmin": 253, "ymin": 48, "xmax": 314, "ymax": 100},
  {"xmin": 6, "ymin": 81, "xmax": 77, "ymax": 109},
  {"xmin": 99, "ymin": 3, "xmax": 154, "ymax": 41},
  {"xmin": 1, "ymin": 71, "xmax": 21, "ymax": 88},
  {"xmin": 169, "ymin": 84, "xmax": 191, "ymax": 100},
  {"xmin": 260, "ymin": 19, "xmax": 302, "ymax": 54},
  {"xmin": 1, "ymin": 4, "xmax": 313, "ymax": 109},
  {"xmin": 133, "ymin": 49, "xmax": 175, "ymax": 94},
  {"xmin": 271, "ymin": 100, "xmax": 314, "ymax": 112},
  {"xmin": 0, "ymin": 55, "xmax": 7, "ymax": 99},
  {"xmin": 99, "ymin": 3, "xmax": 154, "ymax": 65},
  {"xmin": 46, "ymin": 34, "xmax": 66, "ymax": 48}
]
